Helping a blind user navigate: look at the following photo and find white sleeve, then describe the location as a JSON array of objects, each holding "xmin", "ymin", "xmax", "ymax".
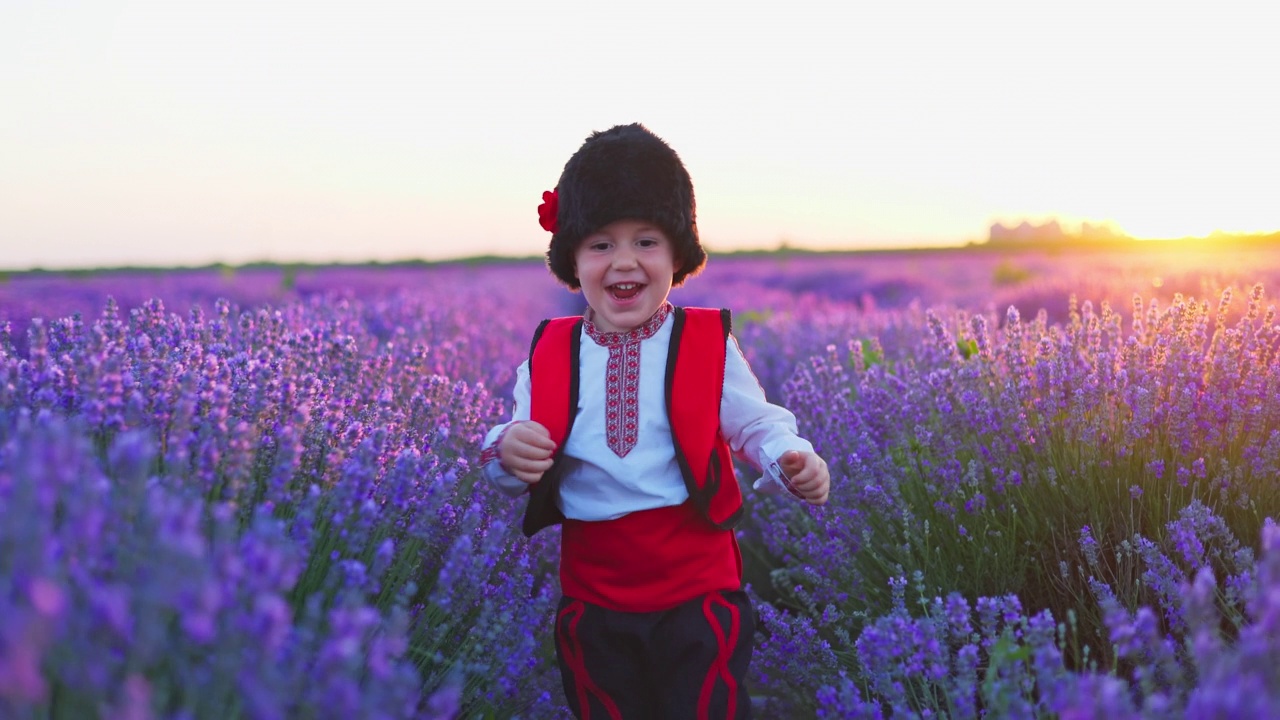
[
  {"xmin": 481, "ymin": 360, "xmax": 534, "ymax": 498},
  {"xmin": 719, "ymin": 335, "xmax": 814, "ymax": 497}
]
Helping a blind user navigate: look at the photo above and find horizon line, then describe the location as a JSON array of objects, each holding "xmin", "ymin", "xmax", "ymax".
[{"xmin": 3, "ymin": 230, "xmax": 1279, "ymax": 276}]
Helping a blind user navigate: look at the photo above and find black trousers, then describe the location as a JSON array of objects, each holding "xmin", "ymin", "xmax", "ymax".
[{"xmin": 554, "ymin": 590, "xmax": 755, "ymax": 720}]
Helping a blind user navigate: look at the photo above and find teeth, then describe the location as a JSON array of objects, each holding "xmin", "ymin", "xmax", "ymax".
[{"xmin": 612, "ymin": 283, "xmax": 639, "ymax": 290}]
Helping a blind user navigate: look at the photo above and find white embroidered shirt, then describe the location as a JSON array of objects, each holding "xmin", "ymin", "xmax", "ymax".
[{"xmin": 480, "ymin": 309, "xmax": 814, "ymax": 521}]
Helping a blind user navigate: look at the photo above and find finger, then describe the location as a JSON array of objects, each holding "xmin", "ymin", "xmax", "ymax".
[
  {"xmin": 510, "ymin": 423, "xmax": 554, "ymax": 447},
  {"xmin": 801, "ymin": 455, "xmax": 825, "ymax": 475},
  {"xmin": 805, "ymin": 492, "xmax": 828, "ymax": 506},
  {"xmin": 513, "ymin": 439, "xmax": 555, "ymax": 460},
  {"xmin": 521, "ymin": 434, "xmax": 557, "ymax": 453},
  {"xmin": 793, "ymin": 461, "xmax": 828, "ymax": 489},
  {"xmin": 809, "ymin": 478, "xmax": 831, "ymax": 504},
  {"xmin": 523, "ymin": 421, "xmax": 555, "ymax": 442},
  {"xmin": 510, "ymin": 456, "xmax": 553, "ymax": 474},
  {"xmin": 510, "ymin": 457, "xmax": 552, "ymax": 481},
  {"xmin": 523, "ymin": 432, "xmax": 557, "ymax": 451},
  {"xmin": 779, "ymin": 451, "xmax": 805, "ymax": 475},
  {"xmin": 789, "ymin": 468, "xmax": 824, "ymax": 489},
  {"xmin": 801, "ymin": 477, "xmax": 827, "ymax": 498},
  {"xmin": 788, "ymin": 467, "xmax": 822, "ymax": 488},
  {"xmin": 790, "ymin": 477, "xmax": 817, "ymax": 494},
  {"xmin": 513, "ymin": 469, "xmax": 544, "ymax": 485},
  {"xmin": 795, "ymin": 479, "xmax": 824, "ymax": 498}
]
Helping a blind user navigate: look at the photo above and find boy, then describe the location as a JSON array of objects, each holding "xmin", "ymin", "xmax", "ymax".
[{"xmin": 480, "ymin": 123, "xmax": 829, "ymax": 719}]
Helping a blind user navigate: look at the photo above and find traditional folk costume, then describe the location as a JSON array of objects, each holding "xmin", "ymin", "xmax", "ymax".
[
  {"xmin": 481, "ymin": 302, "xmax": 812, "ymax": 719},
  {"xmin": 482, "ymin": 122, "xmax": 818, "ymax": 720}
]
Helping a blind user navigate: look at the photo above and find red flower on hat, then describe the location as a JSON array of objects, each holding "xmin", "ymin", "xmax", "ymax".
[{"xmin": 538, "ymin": 189, "xmax": 559, "ymax": 233}]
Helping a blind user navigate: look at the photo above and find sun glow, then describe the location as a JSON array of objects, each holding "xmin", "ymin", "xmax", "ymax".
[{"xmin": 1, "ymin": 0, "xmax": 1276, "ymax": 269}]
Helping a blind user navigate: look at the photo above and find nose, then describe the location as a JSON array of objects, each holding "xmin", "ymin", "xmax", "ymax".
[{"xmin": 611, "ymin": 244, "xmax": 638, "ymax": 270}]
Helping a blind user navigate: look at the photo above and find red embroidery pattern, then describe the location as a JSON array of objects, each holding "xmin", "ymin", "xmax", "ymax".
[
  {"xmin": 480, "ymin": 422, "xmax": 519, "ymax": 469},
  {"xmin": 583, "ymin": 303, "xmax": 671, "ymax": 457}
]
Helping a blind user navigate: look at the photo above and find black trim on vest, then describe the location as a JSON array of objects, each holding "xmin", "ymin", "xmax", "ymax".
[
  {"xmin": 527, "ymin": 319, "xmax": 552, "ymax": 375},
  {"xmin": 521, "ymin": 318, "xmax": 583, "ymax": 538},
  {"xmin": 665, "ymin": 308, "xmax": 742, "ymax": 530},
  {"xmin": 707, "ymin": 451, "xmax": 745, "ymax": 530},
  {"xmin": 717, "ymin": 304, "xmax": 746, "ymax": 529},
  {"xmin": 705, "ymin": 308, "xmax": 743, "ymax": 530}
]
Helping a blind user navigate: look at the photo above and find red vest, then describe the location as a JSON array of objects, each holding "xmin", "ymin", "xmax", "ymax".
[{"xmin": 520, "ymin": 307, "xmax": 745, "ymax": 537}]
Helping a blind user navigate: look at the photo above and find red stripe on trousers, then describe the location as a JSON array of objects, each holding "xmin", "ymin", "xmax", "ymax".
[
  {"xmin": 697, "ymin": 591, "xmax": 741, "ymax": 720},
  {"xmin": 557, "ymin": 600, "xmax": 622, "ymax": 720}
]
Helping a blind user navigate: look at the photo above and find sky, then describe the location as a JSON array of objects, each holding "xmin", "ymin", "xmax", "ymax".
[{"xmin": 2, "ymin": 0, "xmax": 1277, "ymax": 271}]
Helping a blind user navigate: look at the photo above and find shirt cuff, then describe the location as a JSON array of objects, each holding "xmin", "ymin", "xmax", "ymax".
[
  {"xmin": 480, "ymin": 422, "xmax": 530, "ymax": 498},
  {"xmin": 751, "ymin": 437, "xmax": 814, "ymax": 499}
]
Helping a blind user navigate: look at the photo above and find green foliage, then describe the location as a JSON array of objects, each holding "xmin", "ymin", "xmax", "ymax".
[
  {"xmin": 992, "ymin": 260, "xmax": 1034, "ymax": 286},
  {"xmin": 735, "ymin": 308, "xmax": 773, "ymax": 328},
  {"xmin": 855, "ymin": 337, "xmax": 887, "ymax": 369}
]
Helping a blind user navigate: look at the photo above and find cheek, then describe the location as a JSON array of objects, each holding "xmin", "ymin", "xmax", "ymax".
[{"xmin": 665, "ymin": 250, "xmax": 682, "ymax": 277}]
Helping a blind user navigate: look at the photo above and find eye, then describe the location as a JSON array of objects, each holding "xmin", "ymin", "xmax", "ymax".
[
  {"xmin": 637, "ymin": 237, "xmax": 660, "ymax": 248},
  {"xmin": 589, "ymin": 240, "xmax": 612, "ymax": 251}
]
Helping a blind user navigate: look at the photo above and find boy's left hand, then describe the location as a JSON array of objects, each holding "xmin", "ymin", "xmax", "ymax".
[{"xmin": 778, "ymin": 450, "xmax": 830, "ymax": 505}]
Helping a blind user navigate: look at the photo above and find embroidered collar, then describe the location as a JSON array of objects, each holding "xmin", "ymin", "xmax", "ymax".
[
  {"xmin": 581, "ymin": 302, "xmax": 673, "ymax": 457},
  {"xmin": 583, "ymin": 302, "xmax": 672, "ymax": 348}
]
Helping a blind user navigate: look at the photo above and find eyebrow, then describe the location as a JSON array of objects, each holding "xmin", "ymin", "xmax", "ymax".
[{"xmin": 586, "ymin": 224, "xmax": 665, "ymax": 239}]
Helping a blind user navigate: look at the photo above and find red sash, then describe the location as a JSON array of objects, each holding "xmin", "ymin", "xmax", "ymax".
[{"xmin": 560, "ymin": 501, "xmax": 742, "ymax": 612}]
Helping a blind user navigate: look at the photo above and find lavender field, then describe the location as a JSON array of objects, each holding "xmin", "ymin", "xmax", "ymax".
[{"xmin": 3, "ymin": 245, "xmax": 1280, "ymax": 718}]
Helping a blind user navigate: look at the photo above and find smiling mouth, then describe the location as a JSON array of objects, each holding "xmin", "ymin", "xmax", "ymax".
[{"xmin": 609, "ymin": 282, "xmax": 645, "ymax": 300}]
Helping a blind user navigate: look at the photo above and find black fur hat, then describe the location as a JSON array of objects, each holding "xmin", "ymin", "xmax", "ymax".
[{"xmin": 543, "ymin": 123, "xmax": 706, "ymax": 289}]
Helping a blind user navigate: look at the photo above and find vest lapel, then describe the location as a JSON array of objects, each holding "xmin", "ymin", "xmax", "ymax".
[
  {"xmin": 667, "ymin": 307, "xmax": 744, "ymax": 529},
  {"xmin": 523, "ymin": 317, "xmax": 581, "ymax": 538}
]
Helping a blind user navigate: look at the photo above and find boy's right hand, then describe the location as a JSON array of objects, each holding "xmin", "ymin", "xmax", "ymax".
[{"xmin": 499, "ymin": 421, "xmax": 557, "ymax": 485}]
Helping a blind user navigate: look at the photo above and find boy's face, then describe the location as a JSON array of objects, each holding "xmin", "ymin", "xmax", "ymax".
[{"xmin": 573, "ymin": 218, "xmax": 678, "ymax": 333}]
